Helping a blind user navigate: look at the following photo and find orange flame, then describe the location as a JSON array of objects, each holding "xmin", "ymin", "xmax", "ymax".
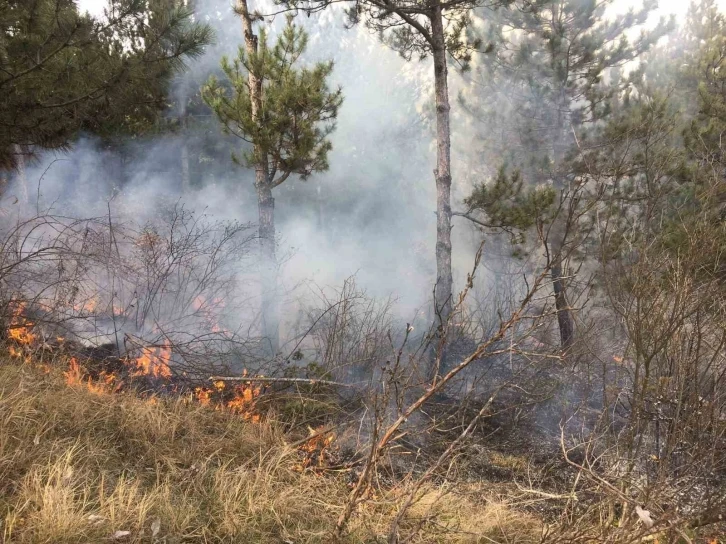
[
  {"xmin": 295, "ymin": 426, "xmax": 336, "ymax": 472},
  {"xmin": 192, "ymin": 374, "xmax": 262, "ymax": 422},
  {"xmin": 225, "ymin": 370, "xmax": 262, "ymax": 421},
  {"xmin": 7, "ymin": 302, "xmax": 36, "ymax": 345},
  {"xmin": 64, "ymin": 357, "xmax": 118, "ymax": 394},
  {"xmin": 130, "ymin": 341, "xmax": 172, "ymax": 379},
  {"xmin": 72, "ymin": 297, "xmax": 99, "ymax": 314},
  {"xmin": 194, "ymin": 387, "xmax": 213, "ymax": 407},
  {"xmin": 226, "ymin": 383, "xmax": 261, "ymax": 421},
  {"xmin": 64, "ymin": 357, "xmax": 83, "ymax": 385}
]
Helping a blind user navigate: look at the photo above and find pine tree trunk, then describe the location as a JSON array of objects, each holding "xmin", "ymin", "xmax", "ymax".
[
  {"xmin": 180, "ymin": 101, "xmax": 191, "ymax": 193},
  {"xmin": 548, "ymin": 193, "xmax": 575, "ymax": 352},
  {"xmin": 551, "ymin": 246, "xmax": 574, "ymax": 350},
  {"xmin": 551, "ymin": 90, "xmax": 575, "ymax": 352},
  {"xmin": 257, "ymin": 181, "xmax": 279, "ymax": 354},
  {"xmin": 13, "ymin": 144, "xmax": 28, "ymax": 204},
  {"xmin": 431, "ymin": 6, "xmax": 454, "ymax": 327},
  {"xmin": 237, "ymin": 0, "xmax": 279, "ymax": 355},
  {"xmin": 316, "ymin": 182, "xmax": 325, "ymax": 232},
  {"xmin": 181, "ymin": 142, "xmax": 190, "ymax": 192}
]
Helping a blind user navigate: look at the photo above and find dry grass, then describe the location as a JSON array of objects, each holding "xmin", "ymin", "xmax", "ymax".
[
  {"xmin": 0, "ymin": 359, "xmax": 541, "ymax": 543},
  {"xmin": 487, "ymin": 452, "xmax": 529, "ymax": 473}
]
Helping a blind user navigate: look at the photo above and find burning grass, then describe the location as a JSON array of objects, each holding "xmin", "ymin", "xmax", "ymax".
[
  {"xmin": 3, "ymin": 302, "xmax": 266, "ymax": 422},
  {"xmin": 0, "ymin": 357, "xmax": 543, "ymax": 543},
  {"xmin": 194, "ymin": 375, "xmax": 263, "ymax": 423}
]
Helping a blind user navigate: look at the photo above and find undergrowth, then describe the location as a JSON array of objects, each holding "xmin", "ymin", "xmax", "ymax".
[{"xmin": 0, "ymin": 358, "xmax": 541, "ymax": 543}]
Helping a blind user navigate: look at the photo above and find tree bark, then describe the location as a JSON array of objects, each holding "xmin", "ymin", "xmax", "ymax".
[
  {"xmin": 316, "ymin": 181, "xmax": 325, "ymax": 232},
  {"xmin": 551, "ymin": 249, "xmax": 574, "ymax": 350},
  {"xmin": 431, "ymin": 5, "xmax": 454, "ymax": 327},
  {"xmin": 549, "ymin": 201, "xmax": 575, "ymax": 352},
  {"xmin": 181, "ymin": 142, "xmax": 190, "ymax": 192},
  {"xmin": 257, "ymin": 181, "xmax": 279, "ymax": 354},
  {"xmin": 180, "ymin": 98, "xmax": 191, "ymax": 193},
  {"xmin": 237, "ymin": 0, "xmax": 279, "ymax": 355},
  {"xmin": 550, "ymin": 87, "xmax": 575, "ymax": 352},
  {"xmin": 13, "ymin": 144, "xmax": 28, "ymax": 204}
]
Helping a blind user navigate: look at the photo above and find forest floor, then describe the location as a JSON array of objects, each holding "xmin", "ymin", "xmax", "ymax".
[{"xmin": 0, "ymin": 357, "xmax": 544, "ymax": 544}]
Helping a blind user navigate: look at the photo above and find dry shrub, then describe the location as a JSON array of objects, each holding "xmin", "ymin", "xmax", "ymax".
[
  {"xmin": 301, "ymin": 277, "xmax": 397, "ymax": 382},
  {"xmin": 0, "ymin": 209, "xmax": 261, "ymax": 378}
]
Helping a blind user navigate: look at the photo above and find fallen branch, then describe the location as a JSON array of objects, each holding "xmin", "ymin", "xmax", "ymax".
[
  {"xmin": 209, "ymin": 376, "xmax": 356, "ymax": 388},
  {"xmin": 515, "ymin": 483, "xmax": 578, "ymax": 501}
]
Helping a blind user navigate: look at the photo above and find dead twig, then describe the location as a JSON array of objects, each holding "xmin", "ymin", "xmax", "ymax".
[{"xmin": 209, "ymin": 376, "xmax": 356, "ymax": 388}]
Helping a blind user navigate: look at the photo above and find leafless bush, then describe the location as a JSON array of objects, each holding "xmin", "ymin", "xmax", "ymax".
[
  {"xmin": 538, "ymin": 142, "xmax": 726, "ymax": 542},
  {"xmin": 0, "ymin": 205, "xmax": 264, "ymax": 378},
  {"xmin": 324, "ymin": 244, "xmax": 563, "ymax": 542},
  {"xmin": 547, "ymin": 243, "xmax": 726, "ymax": 542},
  {"xmin": 286, "ymin": 277, "xmax": 400, "ymax": 383}
]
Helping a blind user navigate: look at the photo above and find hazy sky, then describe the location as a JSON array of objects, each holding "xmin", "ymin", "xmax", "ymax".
[{"xmin": 76, "ymin": 0, "xmax": 723, "ymax": 19}]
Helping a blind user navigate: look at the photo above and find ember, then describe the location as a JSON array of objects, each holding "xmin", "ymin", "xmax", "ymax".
[{"xmin": 295, "ymin": 426, "xmax": 337, "ymax": 472}]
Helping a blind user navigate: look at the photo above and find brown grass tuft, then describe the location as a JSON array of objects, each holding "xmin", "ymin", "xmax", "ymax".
[{"xmin": 0, "ymin": 360, "xmax": 541, "ymax": 543}]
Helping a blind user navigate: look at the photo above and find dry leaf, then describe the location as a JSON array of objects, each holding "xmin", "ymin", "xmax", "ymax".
[
  {"xmin": 150, "ymin": 518, "xmax": 161, "ymax": 537},
  {"xmin": 33, "ymin": 434, "xmax": 40, "ymax": 445},
  {"xmin": 112, "ymin": 530, "xmax": 131, "ymax": 539}
]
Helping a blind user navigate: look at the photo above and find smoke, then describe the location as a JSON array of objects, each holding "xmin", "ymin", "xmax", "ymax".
[
  {"xmin": 3, "ymin": 0, "xmax": 644, "ymax": 460},
  {"xmin": 8, "ymin": 0, "xmax": 492, "ymax": 343}
]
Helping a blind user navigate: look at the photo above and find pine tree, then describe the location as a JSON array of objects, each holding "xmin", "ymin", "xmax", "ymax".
[
  {"xmin": 463, "ymin": 0, "xmax": 670, "ymax": 350},
  {"xmin": 281, "ymin": 0, "xmax": 511, "ymax": 329},
  {"xmin": 681, "ymin": 1, "xmax": 726, "ymax": 167},
  {"xmin": 585, "ymin": 0, "xmax": 726, "ymax": 279},
  {"xmin": 202, "ymin": 9, "xmax": 343, "ymax": 354},
  {"xmin": 0, "ymin": 0, "xmax": 212, "ymax": 178}
]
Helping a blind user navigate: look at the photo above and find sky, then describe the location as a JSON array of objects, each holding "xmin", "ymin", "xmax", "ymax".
[
  {"xmin": 77, "ymin": 0, "xmax": 103, "ymax": 16},
  {"xmin": 77, "ymin": 0, "xmax": 724, "ymax": 19}
]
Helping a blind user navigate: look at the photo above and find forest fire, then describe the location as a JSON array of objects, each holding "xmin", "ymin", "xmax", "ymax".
[
  {"xmin": 295, "ymin": 427, "xmax": 337, "ymax": 473},
  {"xmin": 7, "ymin": 302, "xmax": 36, "ymax": 346},
  {"xmin": 226, "ymin": 384, "xmax": 261, "ymax": 419},
  {"xmin": 130, "ymin": 341, "xmax": 172, "ymax": 379},
  {"xmin": 72, "ymin": 296, "xmax": 99, "ymax": 314},
  {"xmin": 3, "ymin": 305, "xmax": 265, "ymax": 422},
  {"xmin": 64, "ymin": 357, "xmax": 118, "ymax": 394},
  {"xmin": 193, "ymin": 376, "xmax": 262, "ymax": 422},
  {"xmin": 62, "ymin": 340, "xmax": 176, "ymax": 393}
]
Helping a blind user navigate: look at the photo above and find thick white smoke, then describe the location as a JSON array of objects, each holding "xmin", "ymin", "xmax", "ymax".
[{"xmin": 12, "ymin": 0, "xmax": 492, "ymax": 343}]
